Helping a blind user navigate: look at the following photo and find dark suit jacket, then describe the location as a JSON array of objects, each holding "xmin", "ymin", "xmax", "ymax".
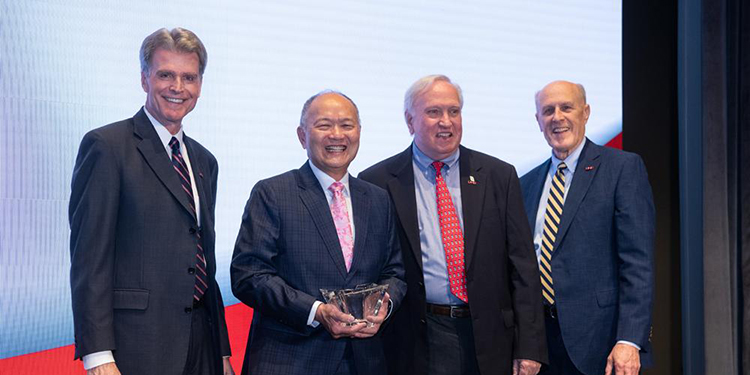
[
  {"xmin": 359, "ymin": 145, "xmax": 547, "ymax": 375},
  {"xmin": 69, "ymin": 108, "xmax": 231, "ymax": 375},
  {"xmin": 520, "ymin": 139, "xmax": 655, "ymax": 375},
  {"xmin": 230, "ymin": 162, "xmax": 406, "ymax": 375}
]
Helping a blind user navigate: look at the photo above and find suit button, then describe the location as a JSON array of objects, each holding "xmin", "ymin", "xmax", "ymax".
[
  {"xmin": 189, "ymin": 227, "xmax": 197, "ymax": 234},
  {"xmin": 188, "ymin": 268, "xmax": 195, "ymax": 275},
  {"xmin": 420, "ymin": 319, "xmax": 426, "ymax": 324},
  {"xmin": 418, "ymin": 281, "xmax": 424, "ymax": 287},
  {"xmin": 185, "ymin": 307, "xmax": 192, "ymax": 313}
]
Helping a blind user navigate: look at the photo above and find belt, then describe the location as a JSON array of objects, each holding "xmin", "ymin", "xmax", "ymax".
[
  {"xmin": 426, "ymin": 303, "xmax": 471, "ymax": 318},
  {"xmin": 544, "ymin": 304, "xmax": 557, "ymax": 319}
]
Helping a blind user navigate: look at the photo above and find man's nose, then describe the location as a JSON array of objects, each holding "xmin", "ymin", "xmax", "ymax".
[
  {"xmin": 553, "ymin": 107, "xmax": 565, "ymax": 121},
  {"xmin": 170, "ymin": 77, "xmax": 184, "ymax": 92}
]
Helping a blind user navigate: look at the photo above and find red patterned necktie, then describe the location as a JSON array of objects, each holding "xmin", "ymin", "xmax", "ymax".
[
  {"xmin": 169, "ymin": 137, "xmax": 208, "ymax": 302},
  {"xmin": 432, "ymin": 161, "xmax": 468, "ymax": 303}
]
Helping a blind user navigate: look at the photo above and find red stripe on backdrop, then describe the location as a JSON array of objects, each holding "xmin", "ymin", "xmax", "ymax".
[
  {"xmin": 0, "ymin": 303, "xmax": 254, "ymax": 374},
  {"xmin": 605, "ymin": 132, "xmax": 622, "ymax": 149}
]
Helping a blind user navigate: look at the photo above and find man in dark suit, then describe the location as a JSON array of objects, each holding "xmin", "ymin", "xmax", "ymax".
[
  {"xmin": 359, "ymin": 75, "xmax": 546, "ymax": 375},
  {"xmin": 230, "ymin": 91, "xmax": 406, "ymax": 375},
  {"xmin": 520, "ymin": 80, "xmax": 655, "ymax": 375},
  {"xmin": 69, "ymin": 28, "xmax": 233, "ymax": 375}
]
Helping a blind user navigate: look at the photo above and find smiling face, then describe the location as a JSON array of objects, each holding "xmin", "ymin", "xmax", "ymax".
[
  {"xmin": 535, "ymin": 81, "xmax": 590, "ymax": 160},
  {"xmin": 406, "ymin": 80, "xmax": 463, "ymax": 160},
  {"xmin": 297, "ymin": 93, "xmax": 361, "ymax": 181},
  {"xmin": 141, "ymin": 48, "xmax": 202, "ymax": 132}
]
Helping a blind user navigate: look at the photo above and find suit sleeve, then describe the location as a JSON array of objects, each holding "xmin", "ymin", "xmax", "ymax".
[
  {"xmin": 504, "ymin": 166, "xmax": 548, "ymax": 363},
  {"xmin": 230, "ymin": 180, "xmax": 318, "ymax": 332},
  {"xmin": 69, "ymin": 131, "xmax": 120, "ymax": 359},
  {"xmin": 377, "ymin": 196, "xmax": 406, "ymax": 311},
  {"xmin": 614, "ymin": 155, "xmax": 655, "ymax": 348}
]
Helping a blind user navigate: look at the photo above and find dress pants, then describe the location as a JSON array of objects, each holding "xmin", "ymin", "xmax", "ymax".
[
  {"xmin": 538, "ymin": 307, "xmax": 585, "ymax": 375},
  {"xmin": 182, "ymin": 299, "xmax": 221, "ymax": 375},
  {"xmin": 425, "ymin": 311, "xmax": 480, "ymax": 375}
]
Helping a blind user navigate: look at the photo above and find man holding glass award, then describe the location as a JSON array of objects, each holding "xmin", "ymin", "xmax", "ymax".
[{"xmin": 230, "ymin": 91, "xmax": 406, "ymax": 375}]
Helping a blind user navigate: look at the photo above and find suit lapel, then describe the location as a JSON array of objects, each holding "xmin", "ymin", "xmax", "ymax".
[
  {"xmin": 348, "ymin": 177, "xmax": 370, "ymax": 280},
  {"xmin": 555, "ymin": 140, "xmax": 601, "ymax": 250},
  {"xmin": 133, "ymin": 108, "xmax": 196, "ymax": 220},
  {"xmin": 386, "ymin": 147, "xmax": 423, "ymax": 269},
  {"xmin": 296, "ymin": 162, "xmax": 349, "ymax": 279},
  {"xmin": 458, "ymin": 147, "xmax": 486, "ymax": 271},
  {"xmin": 525, "ymin": 159, "xmax": 551, "ymax": 231}
]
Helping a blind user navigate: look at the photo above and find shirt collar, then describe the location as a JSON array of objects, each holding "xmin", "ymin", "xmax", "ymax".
[
  {"xmin": 411, "ymin": 142, "xmax": 460, "ymax": 172},
  {"xmin": 144, "ymin": 106, "xmax": 184, "ymax": 150},
  {"xmin": 551, "ymin": 137, "xmax": 586, "ymax": 172},
  {"xmin": 308, "ymin": 160, "xmax": 351, "ymax": 195}
]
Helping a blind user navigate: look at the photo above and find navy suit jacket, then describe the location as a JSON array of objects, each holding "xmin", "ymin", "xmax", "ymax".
[
  {"xmin": 359, "ymin": 145, "xmax": 547, "ymax": 375},
  {"xmin": 230, "ymin": 162, "xmax": 406, "ymax": 375},
  {"xmin": 69, "ymin": 108, "xmax": 231, "ymax": 374},
  {"xmin": 520, "ymin": 139, "xmax": 655, "ymax": 375}
]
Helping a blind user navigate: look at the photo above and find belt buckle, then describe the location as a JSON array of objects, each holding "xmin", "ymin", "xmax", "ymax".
[{"xmin": 450, "ymin": 305, "xmax": 460, "ymax": 318}]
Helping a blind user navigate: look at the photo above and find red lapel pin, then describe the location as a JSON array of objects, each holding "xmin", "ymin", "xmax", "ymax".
[
  {"xmin": 584, "ymin": 166, "xmax": 595, "ymax": 171},
  {"xmin": 468, "ymin": 176, "xmax": 477, "ymax": 185}
]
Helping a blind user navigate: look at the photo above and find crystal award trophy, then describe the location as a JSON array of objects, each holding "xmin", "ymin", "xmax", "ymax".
[{"xmin": 320, "ymin": 283, "xmax": 389, "ymax": 327}]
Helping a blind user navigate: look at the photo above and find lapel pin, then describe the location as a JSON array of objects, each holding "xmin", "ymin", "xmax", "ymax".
[
  {"xmin": 468, "ymin": 176, "xmax": 477, "ymax": 185},
  {"xmin": 584, "ymin": 166, "xmax": 595, "ymax": 171}
]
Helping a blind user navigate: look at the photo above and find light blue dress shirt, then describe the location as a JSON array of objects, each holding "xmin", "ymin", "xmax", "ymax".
[{"xmin": 412, "ymin": 143, "xmax": 466, "ymax": 306}]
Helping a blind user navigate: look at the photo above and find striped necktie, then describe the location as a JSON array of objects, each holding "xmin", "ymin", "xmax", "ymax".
[
  {"xmin": 169, "ymin": 137, "xmax": 208, "ymax": 302},
  {"xmin": 539, "ymin": 161, "xmax": 567, "ymax": 305}
]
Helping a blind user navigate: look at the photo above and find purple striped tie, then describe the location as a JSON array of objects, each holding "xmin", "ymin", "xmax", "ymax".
[{"xmin": 169, "ymin": 137, "xmax": 208, "ymax": 302}]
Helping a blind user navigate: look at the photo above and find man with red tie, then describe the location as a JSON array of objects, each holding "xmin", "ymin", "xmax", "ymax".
[
  {"xmin": 359, "ymin": 75, "xmax": 547, "ymax": 375},
  {"xmin": 69, "ymin": 28, "xmax": 233, "ymax": 375}
]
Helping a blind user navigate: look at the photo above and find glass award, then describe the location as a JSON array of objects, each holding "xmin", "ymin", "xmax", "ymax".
[{"xmin": 320, "ymin": 283, "xmax": 389, "ymax": 327}]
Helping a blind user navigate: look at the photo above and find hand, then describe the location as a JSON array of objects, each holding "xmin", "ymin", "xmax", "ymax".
[
  {"xmin": 512, "ymin": 359, "xmax": 541, "ymax": 375},
  {"xmin": 222, "ymin": 357, "xmax": 235, "ymax": 375},
  {"xmin": 605, "ymin": 343, "xmax": 641, "ymax": 375},
  {"xmin": 87, "ymin": 362, "xmax": 121, "ymax": 375},
  {"xmin": 353, "ymin": 293, "xmax": 390, "ymax": 339},
  {"xmin": 314, "ymin": 303, "xmax": 365, "ymax": 339}
]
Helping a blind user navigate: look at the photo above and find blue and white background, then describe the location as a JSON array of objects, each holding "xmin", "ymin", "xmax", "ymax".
[{"xmin": 0, "ymin": 0, "xmax": 621, "ymax": 360}]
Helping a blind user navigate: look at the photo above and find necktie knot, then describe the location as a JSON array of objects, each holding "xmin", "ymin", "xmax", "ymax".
[
  {"xmin": 329, "ymin": 181, "xmax": 345, "ymax": 194},
  {"xmin": 557, "ymin": 161, "xmax": 567, "ymax": 172},
  {"xmin": 432, "ymin": 161, "xmax": 445, "ymax": 177},
  {"xmin": 169, "ymin": 137, "xmax": 180, "ymax": 153}
]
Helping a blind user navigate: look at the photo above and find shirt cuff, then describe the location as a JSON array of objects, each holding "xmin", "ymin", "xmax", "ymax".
[
  {"xmin": 617, "ymin": 340, "xmax": 641, "ymax": 351},
  {"xmin": 308, "ymin": 300, "xmax": 323, "ymax": 327},
  {"xmin": 385, "ymin": 299, "xmax": 394, "ymax": 320},
  {"xmin": 82, "ymin": 350, "xmax": 115, "ymax": 370}
]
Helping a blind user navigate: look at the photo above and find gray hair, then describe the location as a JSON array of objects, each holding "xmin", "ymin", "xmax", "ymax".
[
  {"xmin": 534, "ymin": 81, "xmax": 587, "ymax": 108},
  {"xmin": 140, "ymin": 27, "xmax": 208, "ymax": 76},
  {"xmin": 299, "ymin": 90, "xmax": 361, "ymax": 127},
  {"xmin": 404, "ymin": 74, "xmax": 463, "ymax": 115}
]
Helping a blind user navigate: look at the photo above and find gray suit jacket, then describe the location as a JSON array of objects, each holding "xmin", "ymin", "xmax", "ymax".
[
  {"xmin": 520, "ymin": 139, "xmax": 655, "ymax": 375},
  {"xmin": 230, "ymin": 161, "xmax": 406, "ymax": 375},
  {"xmin": 69, "ymin": 108, "xmax": 230, "ymax": 374}
]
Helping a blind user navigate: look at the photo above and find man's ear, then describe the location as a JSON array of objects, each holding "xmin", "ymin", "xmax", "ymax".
[
  {"xmin": 405, "ymin": 111, "xmax": 415, "ymax": 135},
  {"xmin": 141, "ymin": 71, "xmax": 148, "ymax": 93},
  {"xmin": 296, "ymin": 126, "xmax": 307, "ymax": 149}
]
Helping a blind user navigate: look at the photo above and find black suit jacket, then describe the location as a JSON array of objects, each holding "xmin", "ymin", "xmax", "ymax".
[
  {"xmin": 230, "ymin": 162, "xmax": 406, "ymax": 375},
  {"xmin": 520, "ymin": 139, "xmax": 655, "ymax": 375},
  {"xmin": 359, "ymin": 145, "xmax": 547, "ymax": 375},
  {"xmin": 69, "ymin": 108, "xmax": 230, "ymax": 374}
]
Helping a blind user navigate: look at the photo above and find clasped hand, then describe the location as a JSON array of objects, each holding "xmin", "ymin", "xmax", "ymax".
[{"xmin": 315, "ymin": 293, "xmax": 390, "ymax": 339}]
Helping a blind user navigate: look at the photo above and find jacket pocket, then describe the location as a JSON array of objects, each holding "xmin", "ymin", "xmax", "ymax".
[
  {"xmin": 596, "ymin": 289, "xmax": 617, "ymax": 307},
  {"xmin": 501, "ymin": 309, "xmax": 515, "ymax": 328},
  {"xmin": 113, "ymin": 289, "xmax": 149, "ymax": 310}
]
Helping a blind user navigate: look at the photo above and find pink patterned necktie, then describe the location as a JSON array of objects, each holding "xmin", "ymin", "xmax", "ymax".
[
  {"xmin": 329, "ymin": 182, "xmax": 354, "ymax": 271},
  {"xmin": 433, "ymin": 161, "xmax": 468, "ymax": 303}
]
